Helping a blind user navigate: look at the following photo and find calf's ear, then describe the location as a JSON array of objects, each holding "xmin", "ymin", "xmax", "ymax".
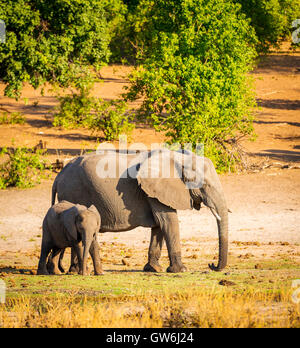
[
  {"xmin": 88, "ymin": 205, "xmax": 98, "ymax": 214},
  {"xmin": 88, "ymin": 205, "xmax": 101, "ymax": 231},
  {"xmin": 61, "ymin": 206, "xmax": 79, "ymax": 242}
]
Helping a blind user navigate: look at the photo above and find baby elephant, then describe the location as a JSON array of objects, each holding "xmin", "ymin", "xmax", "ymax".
[{"xmin": 37, "ymin": 201, "xmax": 103, "ymax": 276}]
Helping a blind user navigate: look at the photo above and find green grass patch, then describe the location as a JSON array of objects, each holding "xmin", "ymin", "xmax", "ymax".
[{"xmin": 0, "ymin": 112, "xmax": 25, "ymax": 125}]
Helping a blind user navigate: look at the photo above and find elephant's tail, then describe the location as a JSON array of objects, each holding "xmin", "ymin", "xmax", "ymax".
[{"xmin": 51, "ymin": 179, "xmax": 57, "ymax": 206}]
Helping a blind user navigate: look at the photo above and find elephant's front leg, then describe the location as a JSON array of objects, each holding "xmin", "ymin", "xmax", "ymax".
[
  {"xmin": 89, "ymin": 239, "xmax": 104, "ymax": 275},
  {"xmin": 148, "ymin": 198, "xmax": 187, "ymax": 273},
  {"xmin": 72, "ymin": 242, "xmax": 84, "ymax": 275},
  {"xmin": 163, "ymin": 214, "xmax": 187, "ymax": 273},
  {"xmin": 144, "ymin": 226, "xmax": 164, "ymax": 272}
]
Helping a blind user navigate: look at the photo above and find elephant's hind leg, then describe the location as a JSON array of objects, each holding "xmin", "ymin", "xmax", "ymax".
[
  {"xmin": 68, "ymin": 248, "xmax": 79, "ymax": 274},
  {"xmin": 58, "ymin": 249, "xmax": 65, "ymax": 273},
  {"xmin": 46, "ymin": 250, "xmax": 54, "ymax": 274},
  {"xmin": 50, "ymin": 247, "xmax": 64, "ymax": 275},
  {"xmin": 144, "ymin": 226, "xmax": 164, "ymax": 272},
  {"xmin": 37, "ymin": 241, "xmax": 53, "ymax": 275}
]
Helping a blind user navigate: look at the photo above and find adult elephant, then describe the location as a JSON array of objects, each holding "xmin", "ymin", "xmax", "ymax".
[{"xmin": 51, "ymin": 148, "xmax": 228, "ymax": 273}]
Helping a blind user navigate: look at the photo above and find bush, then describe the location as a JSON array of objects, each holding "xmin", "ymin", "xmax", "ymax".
[
  {"xmin": 91, "ymin": 99, "xmax": 135, "ymax": 141},
  {"xmin": 0, "ymin": 112, "xmax": 25, "ymax": 125},
  {"xmin": 0, "ymin": 146, "xmax": 50, "ymax": 189},
  {"xmin": 52, "ymin": 87, "xmax": 95, "ymax": 130},
  {"xmin": 124, "ymin": 0, "xmax": 257, "ymax": 171},
  {"xmin": 52, "ymin": 86, "xmax": 135, "ymax": 141}
]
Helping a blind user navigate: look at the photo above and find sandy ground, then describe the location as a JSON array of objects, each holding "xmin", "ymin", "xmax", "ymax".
[{"xmin": 0, "ymin": 45, "xmax": 299, "ymax": 254}]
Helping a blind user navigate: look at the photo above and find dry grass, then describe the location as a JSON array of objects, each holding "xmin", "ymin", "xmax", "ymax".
[
  {"xmin": 0, "ymin": 241, "xmax": 299, "ymax": 328},
  {"xmin": 0, "ymin": 288, "xmax": 299, "ymax": 328}
]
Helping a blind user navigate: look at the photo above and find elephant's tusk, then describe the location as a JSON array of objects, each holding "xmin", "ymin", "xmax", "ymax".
[{"xmin": 210, "ymin": 208, "xmax": 221, "ymax": 221}]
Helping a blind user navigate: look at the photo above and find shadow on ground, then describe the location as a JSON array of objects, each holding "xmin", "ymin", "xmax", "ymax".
[
  {"xmin": 253, "ymin": 54, "xmax": 300, "ymax": 74},
  {"xmin": 254, "ymin": 119, "xmax": 300, "ymax": 127},
  {"xmin": 252, "ymin": 149, "xmax": 300, "ymax": 162},
  {"xmin": 257, "ymin": 98, "xmax": 300, "ymax": 110}
]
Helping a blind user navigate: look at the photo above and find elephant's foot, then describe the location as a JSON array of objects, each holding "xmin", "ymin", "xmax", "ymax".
[
  {"xmin": 93, "ymin": 260, "xmax": 104, "ymax": 276},
  {"xmin": 58, "ymin": 264, "xmax": 65, "ymax": 274},
  {"xmin": 47, "ymin": 262, "xmax": 64, "ymax": 274},
  {"xmin": 94, "ymin": 268, "xmax": 105, "ymax": 276},
  {"xmin": 68, "ymin": 264, "xmax": 79, "ymax": 274},
  {"xmin": 46, "ymin": 263, "xmax": 54, "ymax": 274},
  {"xmin": 37, "ymin": 269, "xmax": 49, "ymax": 276},
  {"xmin": 143, "ymin": 262, "xmax": 163, "ymax": 273},
  {"xmin": 166, "ymin": 253, "xmax": 187, "ymax": 273},
  {"xmin": 166, "ymin": 264, "xmax": 187, "ymax": 273}
]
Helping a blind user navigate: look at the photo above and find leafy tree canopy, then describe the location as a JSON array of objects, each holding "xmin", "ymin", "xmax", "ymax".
[
  {"xmin": 0, "ymin": 0, "xmax": 125, "ymax": 99},
  {"xmin": 235, "ymin": 0, "xmax": 300, "ymax": 52},
  {"xmin": 124, "ymin": 0, "xmax": 258, "ymax": 171}
]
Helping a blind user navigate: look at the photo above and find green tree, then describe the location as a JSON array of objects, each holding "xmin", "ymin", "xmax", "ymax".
[
  {"xmin": 124, "ymin": 0, "xmax": 257, "ymax": 171},
  {"xmin": 0, "ymin": 0, "xmax": 121, "ymax": 99},
  {"xmin": 235, "ymin": 0, "xmax": 300, "ymax": 52}
]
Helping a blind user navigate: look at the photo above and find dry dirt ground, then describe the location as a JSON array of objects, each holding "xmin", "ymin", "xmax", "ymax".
[{"xmin": 0, "ymin": 47, "xmax": 299, "ymax": 266}]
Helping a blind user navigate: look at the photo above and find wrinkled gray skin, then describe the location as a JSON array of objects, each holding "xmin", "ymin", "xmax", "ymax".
[
  {"xmin": 37, "ymin": 201, "xmax": 102, "ymax": 276},
  {"xmin": 52, "ymin": 149, "xmax": 228, "ymax": 273}
]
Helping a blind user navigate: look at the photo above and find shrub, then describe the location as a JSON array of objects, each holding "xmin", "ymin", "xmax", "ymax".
[
  {"xmin": 52, "ymin": 86, "xmax": 135, "ymax": 141},
  {"xmin": 0, "ymin": 146, "xmax": 50, "ymax": 189},
  {"xmin": 52, "ymin": 87, "xmax": 95, "ymax": 130},
  {"xmin": 91, "ymin": 99, "xmax": 135, "ymax": 141},
  {"xmin": 0, "ymin": 112, "xmax": 25, "ymax": 125},
  {"xmin": 124, "ymin": 0, "xmax": 257, "ymax": 171}
]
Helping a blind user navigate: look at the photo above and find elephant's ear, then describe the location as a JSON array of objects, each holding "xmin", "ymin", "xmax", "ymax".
[
  {"xmin": 88, "ymin": 205, "xmax": 101, "ymax": 230},
  {"xmin": 136, "ymin": 149, "xmax": 193, "ymax": 210},
  {"xmin": 88, "ymin": 204, "xmax": 98, "ymax": 215},
  {"xmin": 61, "ymin": 206, "xmax": 81, "ymax": 242}
]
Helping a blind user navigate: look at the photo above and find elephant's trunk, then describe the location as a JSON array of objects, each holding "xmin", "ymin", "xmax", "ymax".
[
  {"xmin": 82, "ymin": 237, "xmax": 92, "ymax": 276},
  {"xmin": 202, "ymin": 187, "xmax": 228, "ymax": 272}
]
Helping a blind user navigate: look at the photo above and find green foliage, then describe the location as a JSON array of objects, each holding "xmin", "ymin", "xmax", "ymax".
[
  {"xmin": 0, "ymin": 0, "xmax": 115, "ymax": 99},
  {"xmin": 0, "ymin": 112, "xmax": 25, "ymax": 125},
  {"xmin": 101, "ymin": 0, "xmax": 130, "ymax": 63},
  {"xmin": 235, "ymin": 0, "xmax": 300, "ymax": 52},
  {"xmin": 0, "ymin": 146, "xmax": 50, "ymax": 189},
  {"xmin": 108, "ymin": 2, "xmax": 137, "ymax": 64},
  {"xmin": 52, "ymin": 87, "xmax": 95, "ymax": 129},
  {"xmin": 52, "ymin": 87, "xmax": 134, "ymax": 141},
  {"xmin": 91, "ymin": 99, "xmax": 135, "ymax": 141},
  {"xmin": 124, "ymin": 0, "xmax": 257, "ymax": 171}
]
